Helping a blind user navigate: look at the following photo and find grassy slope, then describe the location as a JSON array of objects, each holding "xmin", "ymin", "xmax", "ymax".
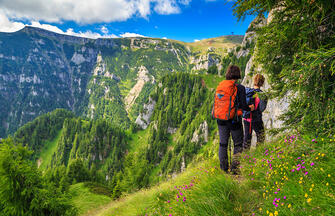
[
  {"xmin": 71, "ymin": 73, "xmax": 334, "ymax": 215},
  {"xmin": 76, "ymin": 73, "xmax": 334, "ymax": 216},
  {"xmin": 182, "ymin": 35, "xmax": 243, "ymax": 56},
  {"xmin": 38, "ymin": 129, "xmax": 63, "ymax": 169},
  {"xmin": 201, "ymin": 74, "xmax": 223, "ymax": 90},
  {"xmin": 119, "ymin": 79, "xmax": 135, "ymax": 98},
  {"xmin": 90, "ymin": 160, "xmax": 248, "ymax": 216},
  {"xmin": 69, "ymin": 183, "xmax": 112, "ymax": 216},
  {"xmin": 128, "ymin": 128, "xmax": 150, "ymax": 152},
  {"xmin": 84, "ymin": 134, "xmax": 335, "ymax": 216}
]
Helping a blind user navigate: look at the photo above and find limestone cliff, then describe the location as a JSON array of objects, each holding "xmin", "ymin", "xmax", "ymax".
[{"xmin": 241, "ymin": 15, "xmax": 291, "ymax": 144}]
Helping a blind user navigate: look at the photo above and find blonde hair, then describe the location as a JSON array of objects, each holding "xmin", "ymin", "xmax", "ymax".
[{"xmin": 254, "ymin": 74, "xmax": 265, "ymax": 87}]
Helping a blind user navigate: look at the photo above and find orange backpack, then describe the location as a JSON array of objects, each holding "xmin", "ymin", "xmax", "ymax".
[{"xmin": 212, "ymin": 80, "xmax": 240, "ymax": 120}]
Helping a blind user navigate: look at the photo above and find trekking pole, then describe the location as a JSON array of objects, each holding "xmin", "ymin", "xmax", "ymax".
[{"xmin": 229, "ymin": 136, "xmax": 233, "ymax": 171}]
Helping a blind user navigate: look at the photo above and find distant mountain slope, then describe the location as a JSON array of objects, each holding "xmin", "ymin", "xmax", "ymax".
[
  {"xmin": 12, "ymin": 73, "xmax": 220, "ymax": 201},
  {"xmin": 0, "ymin": 26, "xmax": 242, "ymax": 138},
  {"xmin": 185, "ymin": 35, "xmax": 243, "ymax": 54}
]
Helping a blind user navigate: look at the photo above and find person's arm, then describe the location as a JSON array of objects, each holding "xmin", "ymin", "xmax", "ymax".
[{"xmin": 237, "ymin": 85, "xmax": 252, "ymax": 111}]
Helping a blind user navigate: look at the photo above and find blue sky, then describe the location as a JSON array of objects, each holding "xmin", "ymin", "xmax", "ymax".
[{"xmin": 0, "ymin": 0, "xmax": 254, "ymax": 42}]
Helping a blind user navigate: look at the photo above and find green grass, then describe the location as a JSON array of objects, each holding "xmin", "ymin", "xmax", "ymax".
[
  {"xmin": 119, "ymin": 79, "xmax": 135, "ymax": 98},
  {"xmin": 91, "ymin": 160, "xmax": 245, "ymax": 216},
  {"xmin": 201, "ymin": 74, "xmax": 223, "ymax": 90},
  {"xmin": 239, "ymin": 134, "xmax": 335, "ymax": 215},
  {"xmin": 86, "ymin": 133, "xmax": 335, "ymax": 216},
  {"xmin": 183, "ymin": 35, "xmax": 243, "ymax": 56},
  {"xmin": 38, "ymin": 129, "xmax": 62, "ymax": 170},
  {"xmin": 128, "ymin": 129, "xmax": 150, "ymax": 152},
  {"xmin": 69, "ymin": 183, "xmax": 112, "ymax": 216},
  {"xmin": 86, "ymin": 158, "xmax": 258, "ymax": 216}
]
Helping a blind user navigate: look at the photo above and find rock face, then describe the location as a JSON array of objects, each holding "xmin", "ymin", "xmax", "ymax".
[
  {"xmin": 190, "ymin": 53, "xmax": 221, "ymax": 71},
  {"xmin": 236, "ymin": 15, "xmax": 267, "ymax": 59},
  {"xmin": 0, "ymin": 26, "xmax": 242, "ymax": 137},
  {"xmin": 191, "ymin": 121, "xmax": 209, "ymax": 144},
  {"xmin": 93, "ymin": 54, "xmax": 106, "ymax": 75},
  {"xmin": 71, "ymin": 52, "xmax": 86, "ymax": 65},
  {"xmin": 241, "ymin": 15, "xmax": 291, "ymax": 145},
  {"xmin": 125, "ymin": 66, "xmax": 153, "ymax": 112},
  {"xmin": 242, "ymin": 59, "xmax": 291, "ymax": 145},
  {"xmin": 243, "ymin": 16, "xmax": 267, "ymax": 47},
  {"xmin": 167, "ymin": 127, "xmax": 178, "ymax": 134},
  {"xmin": 93, "ymin": 54, "xmax": 120, "ymax": 81},
  {"xmin": 135, "ymin": 97, "xmax": 156, "ymax": 129}
]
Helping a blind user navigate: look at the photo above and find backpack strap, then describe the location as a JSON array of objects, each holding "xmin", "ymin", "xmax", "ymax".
[
  {"xmin": 227, "ymin": 84, "xmax": 238, "ymax": 119},
  {"xmin": 255, "ymin": 96, "xmax": 260, "ymax": 110}
]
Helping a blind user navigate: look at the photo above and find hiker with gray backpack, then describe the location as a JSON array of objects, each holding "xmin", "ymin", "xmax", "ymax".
[{"xmin": 243, "ymin": 74, "xmax": 268, "ymax": 150}]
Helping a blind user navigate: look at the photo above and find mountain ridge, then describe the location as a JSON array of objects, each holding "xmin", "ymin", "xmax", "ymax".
[
  {"xmin": 7, "ymin": 26, "xmax": 244, "ymax": 44},
  {"xmin": 0, "ymin": 26, "xmax": 244, "ymax": 138}
]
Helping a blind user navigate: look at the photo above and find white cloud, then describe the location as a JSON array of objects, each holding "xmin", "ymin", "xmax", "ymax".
[
  {"xmin": 136, "ymin": 0, "xmax": 152, "ymax": 18},
  {"xmin": 0, "ymin": 13, "xmax": 25, "ymax": 32},
  {"xmin": 100, "ymin": 26, "xmax": 108, "ymax": 34},
  {"xmin": 205, "ymin": 0, "xmax": 231, "ymax": 2},
  {"xmin": 154, "ymin": 0, "xmax": 180, "ymax": 15},
  {"xmin": 120, "ymin": 32, "xmax": 147, "ymax": 38},
  {"xmin": 194, "ymin": 39, "xmax": 200, "ymax": 42},
  {"xmin": 0, "ymin": 0, "xmax": 135, "ymax": 24},
  {"xmin": 179, "ymin": 0, "xmax": 192, "ymax": 5},
  {"xmin": 0, "ymin": 15, "xmax": 118, "ymax": 39},
  {"xmin": 64, "ymin": 28, "xmax": 118, "ymax": 39},
  {"xmin": 162, "ymin": 37, "xmax": 168, "ymax": 39},
  {"xmin": 28, "ymin": 21, "xmax": 118, "ymax": 39},
  {"xmin": 0, "ymin": 0, "xmax": 188, "ymax": 24},
  {"xmin": 30, "ymin": 21, "xmax": 64, "ymax": 34}
]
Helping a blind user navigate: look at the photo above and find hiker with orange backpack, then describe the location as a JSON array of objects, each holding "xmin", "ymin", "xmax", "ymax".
[
  {"xmin": 243, "ymin": 74, "xmax": 267, "ymax": 150},
  {"xmin": 212, "ymin": 65, "xmax": 254, "ymax": 173}
]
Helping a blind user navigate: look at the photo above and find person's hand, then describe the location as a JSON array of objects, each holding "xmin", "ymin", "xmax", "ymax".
[{"xmin": 249, "ymin": 104, "xmax": 255, "ymax": 111}]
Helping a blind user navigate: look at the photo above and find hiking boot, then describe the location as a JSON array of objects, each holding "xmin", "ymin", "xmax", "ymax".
[
  {"xmin": 230, "ymin": 153, "xmax": 241, "ymax": 175},
  {"xmin": 230, "ymin": 160, "xmax": 240, "ymax": 175},
  {"xmin": 243, "ymin": 140, "xmax": 251, "ymax": 151},
  {"xmin": 220, "ymin": 158, "xmax": 229, "ymax": 173}
]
